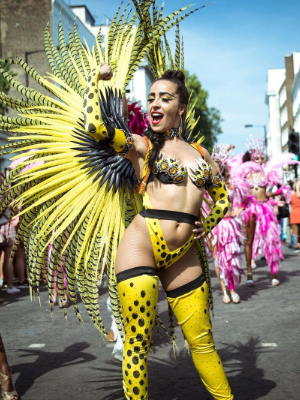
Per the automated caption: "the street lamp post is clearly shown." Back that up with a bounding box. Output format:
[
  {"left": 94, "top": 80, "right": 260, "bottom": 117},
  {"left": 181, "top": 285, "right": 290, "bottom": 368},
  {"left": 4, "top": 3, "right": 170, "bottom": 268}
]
[{"left": 245, "top": 124, "right": 267, "bottom": 149}]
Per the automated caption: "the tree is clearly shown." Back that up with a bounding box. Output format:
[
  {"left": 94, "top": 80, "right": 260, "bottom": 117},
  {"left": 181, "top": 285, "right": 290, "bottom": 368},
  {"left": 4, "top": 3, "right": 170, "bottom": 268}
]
[{"left": 185, "top": 70, "right": 222, "bottom": 153}]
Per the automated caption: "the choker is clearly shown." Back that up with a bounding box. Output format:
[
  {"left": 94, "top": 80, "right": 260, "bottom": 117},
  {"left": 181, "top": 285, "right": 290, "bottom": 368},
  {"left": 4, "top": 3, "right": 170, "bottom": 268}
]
[
  {"left": 164, "top": 128, "right": 181, "bottom": 139},
  {"left": 145, "top": 125, "right": 182, "bottom": 139}
]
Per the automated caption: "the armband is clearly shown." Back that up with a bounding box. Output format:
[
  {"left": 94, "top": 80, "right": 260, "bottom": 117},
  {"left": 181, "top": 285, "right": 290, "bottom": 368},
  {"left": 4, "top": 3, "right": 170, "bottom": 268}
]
[{"left": 83, "top": 69, "right": 133, "bottom": 155}]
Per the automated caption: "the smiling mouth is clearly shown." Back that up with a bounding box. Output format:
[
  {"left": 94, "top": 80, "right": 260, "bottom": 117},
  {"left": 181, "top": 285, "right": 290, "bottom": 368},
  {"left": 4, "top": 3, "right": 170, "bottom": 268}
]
[{"left": 151, "top": 112, "right": 164, "bottom": 125}]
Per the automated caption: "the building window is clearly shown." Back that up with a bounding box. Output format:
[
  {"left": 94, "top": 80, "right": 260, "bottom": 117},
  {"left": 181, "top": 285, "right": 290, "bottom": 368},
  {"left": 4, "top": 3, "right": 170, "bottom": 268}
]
[
  {"left": 280, "top": 107, "right": 288, "bottom": 128},
  {"left": 279, "top": 86, "right": 287, "bottom": 108},
  {"left": 281, "top": 127, "right": 288, "bottom": 147}
]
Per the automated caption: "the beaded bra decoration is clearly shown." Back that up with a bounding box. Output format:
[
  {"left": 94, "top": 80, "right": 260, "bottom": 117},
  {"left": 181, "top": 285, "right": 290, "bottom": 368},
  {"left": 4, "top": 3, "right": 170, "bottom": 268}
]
[{"left": 154, "top": 153, "right": 222, "bottom": 189}]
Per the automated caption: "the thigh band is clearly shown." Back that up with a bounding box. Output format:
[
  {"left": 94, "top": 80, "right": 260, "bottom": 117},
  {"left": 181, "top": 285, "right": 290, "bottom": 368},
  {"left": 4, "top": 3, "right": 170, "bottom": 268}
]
[
  {"left": 140, "top": 208, "right": 198, "bottom": 225},
  {"left": 116, "top": 266, "right": 157, "bottom": 283},
  {"left": 166, "top": 274, "right": 205, "bottom": 298}
]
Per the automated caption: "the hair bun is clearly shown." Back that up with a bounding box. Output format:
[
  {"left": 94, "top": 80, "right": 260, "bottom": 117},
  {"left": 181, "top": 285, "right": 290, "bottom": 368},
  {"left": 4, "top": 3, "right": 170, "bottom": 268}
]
[{"left": 161, "top": 70, "right": 185, "bottom": 84}]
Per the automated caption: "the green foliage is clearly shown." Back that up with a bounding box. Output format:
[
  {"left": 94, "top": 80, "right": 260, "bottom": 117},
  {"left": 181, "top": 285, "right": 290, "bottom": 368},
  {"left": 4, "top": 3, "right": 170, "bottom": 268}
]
[
  {"left": 0, "top": 60, "right": 13, "bottom": 115},
  {"left": 185, "top": 69, "right": 222, "bottom": 152}
]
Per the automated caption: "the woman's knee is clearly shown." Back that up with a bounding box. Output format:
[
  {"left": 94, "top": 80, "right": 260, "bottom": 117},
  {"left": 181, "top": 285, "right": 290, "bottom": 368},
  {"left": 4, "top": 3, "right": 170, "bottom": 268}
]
[
  {"left": 186, "top": 328, "right": 216, "bottom": 355},
  {"left": 245, "top": 235, "right": 254, "bottom": 246}
]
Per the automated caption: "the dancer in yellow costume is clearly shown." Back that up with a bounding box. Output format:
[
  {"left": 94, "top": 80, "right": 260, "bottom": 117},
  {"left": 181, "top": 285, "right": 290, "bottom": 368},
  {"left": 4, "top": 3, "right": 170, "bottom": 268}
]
[{"left": 0, "top": 1, "right": 233, "bottom": 399}]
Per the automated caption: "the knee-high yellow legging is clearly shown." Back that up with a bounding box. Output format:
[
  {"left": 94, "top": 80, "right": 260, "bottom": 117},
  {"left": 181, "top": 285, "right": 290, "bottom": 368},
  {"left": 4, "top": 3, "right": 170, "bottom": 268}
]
[
  {"left": 168, "top": 280, "right": 233, "bottom": 400},
  {"left": 118, "top": 274, "right": 233, "bottom": 400},
  {"left": 118, "top": 273, "right": 159, "bottom": 399}
]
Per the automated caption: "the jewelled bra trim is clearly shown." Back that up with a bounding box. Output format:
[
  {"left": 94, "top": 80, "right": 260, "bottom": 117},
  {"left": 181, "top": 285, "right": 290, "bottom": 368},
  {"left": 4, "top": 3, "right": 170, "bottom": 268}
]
[
  {"left": 154, "top": 154, "right": 186, "bottom": 183},
  {"left": 154, "top": 153, "right": 222, "bottom": 189}
]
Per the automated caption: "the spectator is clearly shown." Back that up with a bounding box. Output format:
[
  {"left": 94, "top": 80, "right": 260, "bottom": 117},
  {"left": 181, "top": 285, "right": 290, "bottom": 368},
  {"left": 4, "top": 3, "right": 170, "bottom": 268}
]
[{"left": 290, "top": 180, "right": 300, "bottom": 253}]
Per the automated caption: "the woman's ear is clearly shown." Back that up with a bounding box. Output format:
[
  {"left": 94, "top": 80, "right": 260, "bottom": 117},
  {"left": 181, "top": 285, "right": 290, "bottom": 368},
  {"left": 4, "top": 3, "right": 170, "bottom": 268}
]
[{"left": 179, "top": 104, "right": 187, "bottom": 116}]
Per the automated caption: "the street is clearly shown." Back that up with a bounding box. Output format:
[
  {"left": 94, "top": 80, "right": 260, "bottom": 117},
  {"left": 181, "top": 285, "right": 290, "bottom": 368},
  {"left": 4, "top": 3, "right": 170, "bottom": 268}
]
[{"left": 1, "top": 246, "right": 299, "bottom": 400}]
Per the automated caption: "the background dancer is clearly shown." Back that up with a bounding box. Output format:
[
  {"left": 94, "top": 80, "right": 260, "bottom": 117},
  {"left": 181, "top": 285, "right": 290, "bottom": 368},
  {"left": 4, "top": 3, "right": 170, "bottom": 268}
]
[
  {"left": 211, "top": 144, "right": 249, "bottom": 304},
  {"left": 234, "top": 136, "right": 294, "bottom": 286}
]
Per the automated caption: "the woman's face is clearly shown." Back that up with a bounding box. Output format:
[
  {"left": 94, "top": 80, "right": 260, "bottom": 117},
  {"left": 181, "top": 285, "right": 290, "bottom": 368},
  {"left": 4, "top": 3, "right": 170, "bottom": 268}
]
[
  {"left": 252, "top": 153, "right": 264, "bottom": 165},
  {"left": 147, "top": 80, "right": 186, "bottom": 133}
]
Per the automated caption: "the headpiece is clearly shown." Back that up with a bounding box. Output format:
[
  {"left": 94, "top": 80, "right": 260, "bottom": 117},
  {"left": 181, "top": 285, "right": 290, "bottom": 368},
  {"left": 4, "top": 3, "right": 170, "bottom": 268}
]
[
  {"left": 211, "top": 143, "right": 233, "bottom": 173},
  {"left": 245, "top": 135, "right": 265, "bottom": 161}
]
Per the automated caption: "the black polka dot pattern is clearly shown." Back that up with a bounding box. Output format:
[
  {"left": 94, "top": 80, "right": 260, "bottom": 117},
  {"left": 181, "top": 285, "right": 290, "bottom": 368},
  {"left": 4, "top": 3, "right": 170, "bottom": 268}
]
[
  {"left": 145, "top": 217, "right": 196, "bottom": 270},
  {"left": 118, "top": 273, "right": 159, "bottom": 399},
  {"left": 167, "top": 280, "right": 232, "bottom": 397}
]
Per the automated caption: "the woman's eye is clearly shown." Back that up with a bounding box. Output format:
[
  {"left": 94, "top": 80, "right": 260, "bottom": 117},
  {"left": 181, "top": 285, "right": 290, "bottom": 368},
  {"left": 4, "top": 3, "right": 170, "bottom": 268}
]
[
  {"left": 147, "top": 98, "right": 155, "bottom": 103},
  {"left": 162, "top": 98, "right": 170, "bottom": 102}
]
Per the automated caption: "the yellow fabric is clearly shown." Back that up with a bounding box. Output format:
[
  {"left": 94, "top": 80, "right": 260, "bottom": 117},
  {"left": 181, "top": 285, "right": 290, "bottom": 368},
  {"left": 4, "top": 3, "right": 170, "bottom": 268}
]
[
  {"left": 118, "top": 273, "right": 159, "bottom": 400},
  {"left": 203, "top": 179, "right": 230, "bottom": 235},
  {"left": 167, "top": 281, "right": 234, "bottom": 400},
  {"left": 142, "top": 192, "right": 194, "bottom": 270}
]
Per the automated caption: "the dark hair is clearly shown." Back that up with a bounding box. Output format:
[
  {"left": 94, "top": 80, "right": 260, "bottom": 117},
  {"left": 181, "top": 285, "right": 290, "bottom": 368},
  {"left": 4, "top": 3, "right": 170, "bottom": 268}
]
[
  {"left": 242, "top": 151, "right": 251, "bottom": 163},
  {"left": 144, "top": 70, "right": 189, "bottom": 172}
]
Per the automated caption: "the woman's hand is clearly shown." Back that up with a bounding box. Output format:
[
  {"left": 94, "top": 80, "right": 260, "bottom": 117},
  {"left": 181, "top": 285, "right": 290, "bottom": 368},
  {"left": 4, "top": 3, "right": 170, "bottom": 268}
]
[
  {"left": 193, "top": 220, "right": 206, "bottom": 240},
  {"left": 10, "top": 215, "right": 19, "bottom": 227},
  {"left": 98, "top": 63, "right": 113, "bottom": 81},
  {"left": 230, "top": 207, "right": 243, "bottom": 218}
]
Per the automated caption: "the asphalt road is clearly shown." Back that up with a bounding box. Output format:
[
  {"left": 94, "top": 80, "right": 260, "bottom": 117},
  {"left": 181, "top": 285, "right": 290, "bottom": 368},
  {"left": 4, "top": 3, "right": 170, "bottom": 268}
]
[{"left": 1, "top": 246, "right": 299, "bottom": 400}]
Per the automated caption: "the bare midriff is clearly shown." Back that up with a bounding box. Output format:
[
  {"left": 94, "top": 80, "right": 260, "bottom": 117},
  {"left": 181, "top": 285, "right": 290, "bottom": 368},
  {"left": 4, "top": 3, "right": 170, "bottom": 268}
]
[{"left": 145, "top": 175, "right": 204, "bottom": 250}]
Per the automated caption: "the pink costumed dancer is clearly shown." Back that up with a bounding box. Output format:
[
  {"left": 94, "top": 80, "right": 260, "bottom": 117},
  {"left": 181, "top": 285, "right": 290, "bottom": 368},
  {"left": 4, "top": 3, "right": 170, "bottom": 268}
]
[
  {"left": 211, "top": 144, "right": 249, "bottom": 304},
  {"left": 234, "top": 136, "right": 296, "bottom": 287}
]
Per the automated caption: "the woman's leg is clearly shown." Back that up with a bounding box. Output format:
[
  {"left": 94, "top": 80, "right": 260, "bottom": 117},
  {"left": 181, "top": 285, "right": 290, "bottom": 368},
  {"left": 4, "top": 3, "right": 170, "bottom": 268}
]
[
  {"left": 244, "top": 215, "right": 256, "bottom": 284},
  {"left": 158, "top": 246, "right": 233, "bottom": 399},
  {"left": 291, "top": 224, "right": 299, "bottom": 250},
  {"left": 14, "top": 242, "right": 26, "bottom": 285},
  {"left": 0, "top": 249, "right": 4, "bottom": 286},
  {"left": 212, "top": 246, "right": 230, "bottom": 303},
  {"left": 3, "top": 246, "right": 14, "bottom": 289},
  {"left": 115, "top": 215, "right": 158, "bottom": 399},
  {"left": 167, "top": 278, "right": 233, "bottom": 400},
  {"left": 117, "top": 268, "right": 159, "bottom": 400},
  {"left": 0, "top": 334, "right": 18, "bottom": 398}
]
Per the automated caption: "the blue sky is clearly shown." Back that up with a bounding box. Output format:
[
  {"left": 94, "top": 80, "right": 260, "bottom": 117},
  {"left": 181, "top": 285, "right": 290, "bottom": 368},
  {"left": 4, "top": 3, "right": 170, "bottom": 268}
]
[{"left": 69, "top": 0, "right": 300, "bottom": 153}]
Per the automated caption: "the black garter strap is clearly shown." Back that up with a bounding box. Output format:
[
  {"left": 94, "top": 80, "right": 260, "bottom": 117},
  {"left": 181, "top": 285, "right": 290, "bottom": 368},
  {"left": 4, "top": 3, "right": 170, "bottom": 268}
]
[
  {"left": 166, "top": 274, "right": 205, "bottom": 298},
  {"left": 116, "top": 266, "right": 157, "bottom": 283},
  {"left": 140, "top": 208, "right": 198, "bottom": 225}
]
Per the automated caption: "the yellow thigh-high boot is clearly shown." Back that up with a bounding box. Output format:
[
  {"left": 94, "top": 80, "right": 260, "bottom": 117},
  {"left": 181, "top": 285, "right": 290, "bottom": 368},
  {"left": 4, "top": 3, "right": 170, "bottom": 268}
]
[
  {"left": 117, "top": 267, "right": 159, "bottom": 400},
  {"left": 167, "top": 275, "right": 234, "bottom": 400}
]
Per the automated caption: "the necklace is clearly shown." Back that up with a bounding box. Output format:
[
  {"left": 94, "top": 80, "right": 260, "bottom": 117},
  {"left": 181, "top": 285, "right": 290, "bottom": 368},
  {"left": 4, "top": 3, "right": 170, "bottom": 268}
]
[{"left": 164, "top": 127, "right": 182, "bottom": 139}]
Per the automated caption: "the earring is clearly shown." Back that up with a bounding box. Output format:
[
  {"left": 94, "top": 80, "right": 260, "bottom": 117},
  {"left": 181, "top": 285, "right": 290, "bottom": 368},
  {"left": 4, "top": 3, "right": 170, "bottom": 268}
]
[{"left": 179, "top": 115, "right": 183, "bottom": 135}]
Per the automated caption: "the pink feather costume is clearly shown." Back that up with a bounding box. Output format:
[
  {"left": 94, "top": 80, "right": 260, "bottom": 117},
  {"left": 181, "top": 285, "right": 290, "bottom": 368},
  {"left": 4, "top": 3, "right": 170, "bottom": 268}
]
[
  {"left": 232, "top": 155, "right": 295, "bottom": 275},
  {"left": 212, "top": 177, "right": 249, "bottom": 290}
]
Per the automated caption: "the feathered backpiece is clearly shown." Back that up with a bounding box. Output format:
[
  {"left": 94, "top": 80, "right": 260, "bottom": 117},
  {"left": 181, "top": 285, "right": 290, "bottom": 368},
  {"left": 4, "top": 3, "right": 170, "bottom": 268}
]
[
  {"left": 0, "top": 1, "right": 204, "bottom": 337},
  {"left": 211, "top": 143, "right": 234, "bottom": 173},
  {"left": 245, "top": 135, "right": 265, "bottom": 160}
]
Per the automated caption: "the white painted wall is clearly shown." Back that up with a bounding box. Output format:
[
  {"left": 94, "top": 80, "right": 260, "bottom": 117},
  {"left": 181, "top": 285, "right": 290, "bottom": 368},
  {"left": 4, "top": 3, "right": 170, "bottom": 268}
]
[
  {"left": 292, "top": 58, "right": 300, "bottom": 135},
  {"left": 52, "top": 0, "right": 97, "bottom": 48},
  {"left": 265, "top": 68, "right": 286, "bottom": 156}
]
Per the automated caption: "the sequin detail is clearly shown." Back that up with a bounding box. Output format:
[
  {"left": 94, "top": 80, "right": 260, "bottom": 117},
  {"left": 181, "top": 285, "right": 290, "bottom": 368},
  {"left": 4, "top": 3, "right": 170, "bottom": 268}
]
[{"left": 154, "top": 153, "right": 221, "bottom": 189}]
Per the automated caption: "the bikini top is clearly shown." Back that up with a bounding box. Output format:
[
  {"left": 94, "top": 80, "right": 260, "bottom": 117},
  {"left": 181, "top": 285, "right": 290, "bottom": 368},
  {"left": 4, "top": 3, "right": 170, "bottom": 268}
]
[
  {"left": 139, "top": 137, "right": 222, "bottom": 194},
  {"left": 246, "top": 173, "right": 267, "bottom": 189}
]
